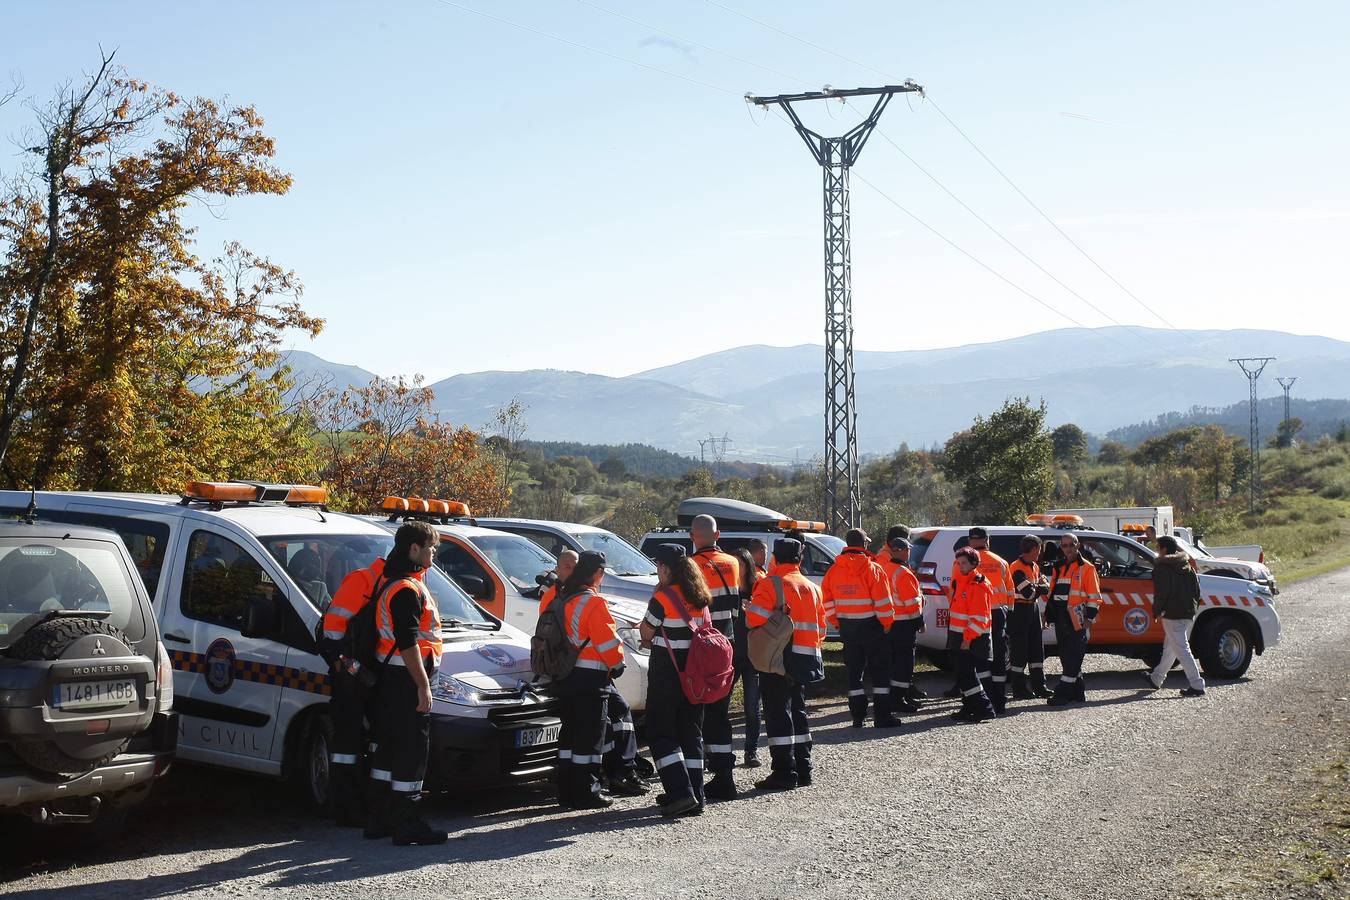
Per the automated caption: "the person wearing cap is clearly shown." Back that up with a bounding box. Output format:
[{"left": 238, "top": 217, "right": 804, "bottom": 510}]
[
  {"left": 1046, "top": 532, "right": 1102, "bottom": 707},
  {"left": 1008, "top": 535, "right": 1053, "bottom": 700},
  {"left": 688, "top": 514, "right": 743, "bottom": 800},
  {"left": 878, "top": 524, "right": 926, "bottom": 703},
  {"left": 639, "top": 543, "right": 715, "bottom": 817},
  {"left": 951, "top": 528, "right": 1014, "bottom": 713},
  {"left": 553, "top": 550, "right": 626, "bottom": 809},
  {"left": 747, "top": 538, "right": 826, "bottom": 791},
  {"left": 884, "top": 536, "right": 925, "bottom": 713},
  {"left": 822, "top": 528, "right": 899, "bottom": 728}
]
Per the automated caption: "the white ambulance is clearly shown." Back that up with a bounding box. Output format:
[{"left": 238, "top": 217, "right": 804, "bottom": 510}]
[{"left": 0, "top": 483, "right": 561, "bottom": 810}]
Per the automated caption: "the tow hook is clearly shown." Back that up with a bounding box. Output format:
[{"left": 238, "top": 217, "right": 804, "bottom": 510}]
[{"left": 30, "top": 794, "right": 102, "bottom": 825}]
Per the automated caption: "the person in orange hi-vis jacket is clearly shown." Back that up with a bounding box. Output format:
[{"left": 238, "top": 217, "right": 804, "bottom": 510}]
[
  {"left": 1007, "top": 534, "right": 1053, "bottom": 700},
  {"left": 1046, "top": 532, "right": 1102, "bottom": 707},
  {"left": 883, "top": 536, "right": 925, "bottom": 714},
  {"left": 746, "top": 538, "right": 826, "bottom": 791},
  {"left": 822, "top": 528, "right": 899, "bottom": 728},
  {"left": 955, "top": 528, "right": 1014, "bottom": 713},
  {"left": 948, "top": 547, "right": 997, "bottom": 723}
]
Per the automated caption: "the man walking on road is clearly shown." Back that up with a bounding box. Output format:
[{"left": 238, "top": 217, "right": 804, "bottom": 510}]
[{"left": 1148, "top": 535, "right": 1206, "bottom": 696}]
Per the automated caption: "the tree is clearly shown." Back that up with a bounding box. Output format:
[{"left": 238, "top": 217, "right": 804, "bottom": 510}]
[
  {"left": 1097, "top": 441, "right": 1129, "bottom": 465},
  {"left": 310, "top": 377, "right": 505, "bottom": 514},
  {"left": 1270, "top": 417, "right": 1303, "bottom": 449},
  {"left": 487, "top": 397, "right": 527, "bottom": 503},
  {"left": 940, "top": 398, "right": 1055, "bottom": 523},
  {"left": 1133, "top": 426, "right": 1202, "bottom": 468},
  {"left": 1050, "top": 423, "right": 1088, "bottom": 467},
  {"left": 1190, "top": 424, "right": 1239, "bottom": 501},
  {"left": 0, "top": 57, "right": 321, "bottom": 491},
  {"left": 598, "top": 457, "right": 627, "bottom": 481}
]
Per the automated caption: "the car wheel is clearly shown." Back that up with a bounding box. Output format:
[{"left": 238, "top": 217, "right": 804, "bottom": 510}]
[
  {"left": 6, "top": 618, "right": 140, "bottom": 777},
  {"left": 298, "top": 713, "right": 335, "bottom": 810},
  {"left": 1195, "top": 614, "right": 1253, "bottom": 679}
]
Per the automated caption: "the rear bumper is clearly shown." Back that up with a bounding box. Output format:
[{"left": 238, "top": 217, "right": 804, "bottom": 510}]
[{"left": 0, "top": 711, "right": 177, "bottom": 810}]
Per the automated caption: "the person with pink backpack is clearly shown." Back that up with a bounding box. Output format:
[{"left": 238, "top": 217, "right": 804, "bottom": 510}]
[{"left": 637, "top": 543, "right": 734, "bottom": 817}]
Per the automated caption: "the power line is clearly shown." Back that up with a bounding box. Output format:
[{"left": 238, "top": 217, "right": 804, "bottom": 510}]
[
  {"left": 853, "top": 171, "right": 1087, "bottom": 329},
  {"left": 870, "top": 125, "right": 1149, "bottom": 341},
  {"left": 433, "top": 0, "right": 741, "bottom": 96},
  {"left": 702, "top": 1, "right": 1179, "bottom": 331}
]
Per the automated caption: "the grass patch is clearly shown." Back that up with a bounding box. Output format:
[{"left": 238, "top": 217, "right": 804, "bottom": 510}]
[{"left": 1206, "top": 494, "right": 1350, "bottom": 584}]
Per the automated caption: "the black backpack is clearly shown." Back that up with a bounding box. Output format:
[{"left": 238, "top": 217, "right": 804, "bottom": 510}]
[{"left": 531, "top": 589, "right": 590, "bottom": 681}]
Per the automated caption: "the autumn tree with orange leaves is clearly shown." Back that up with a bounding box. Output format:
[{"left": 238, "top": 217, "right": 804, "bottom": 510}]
[
  {"left": 310, "top": 377, "right": 509, "bottom": 516},
  {"left": 0, "top": 53, "right": 322, "bottom": 492}
]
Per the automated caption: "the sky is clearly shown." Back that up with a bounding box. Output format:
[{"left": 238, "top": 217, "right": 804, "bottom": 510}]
[{"left": 4, "top": 1, "right": 1348, "bottom": 382}]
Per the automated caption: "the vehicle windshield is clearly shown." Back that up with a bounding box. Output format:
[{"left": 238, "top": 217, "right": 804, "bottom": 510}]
[
  {"left": 0, "top": 537, "right": 143, "bottom": 650},
  {"left": 263, "top": 534, "right": 493, "bottom": 628},
  {"left": 572, "top": 531, "right": 656, "bottom": 576},
  {"left": 813, "top": 534, "right": 847, "bottom": 556},
  {"left": 467, "top": 534, "right": 557, "bottom": 593},
  {"left": 1170, "top": 537, "right": 1209, "bottom": 560}
]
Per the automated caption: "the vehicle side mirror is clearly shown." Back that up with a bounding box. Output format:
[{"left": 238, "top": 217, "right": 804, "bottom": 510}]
[
  {"left": 453, "top": 574, "right": 491, "bottom": 601},
  {"left": 807, "top": 559, "right": 830, "bottom": 577},
  {"left": 241, "top": 591, "right": 282, "bottom": 639}
]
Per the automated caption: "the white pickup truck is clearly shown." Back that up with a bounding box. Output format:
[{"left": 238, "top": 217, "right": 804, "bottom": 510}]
[
  {"left": 1170, "top": 535, "right": 1278, "bottom": 594},
  {"left": 1173, "top": 527, "right": 1265, "bottom": 564}
]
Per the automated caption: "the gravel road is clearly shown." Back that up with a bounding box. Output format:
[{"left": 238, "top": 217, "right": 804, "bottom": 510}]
[{"left": 4, "top": 567, "right": 1347, "bottom": 899}]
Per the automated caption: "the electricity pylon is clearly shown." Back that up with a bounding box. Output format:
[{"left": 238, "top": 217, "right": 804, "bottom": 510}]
[{"left": 1231, "top": 357, "right": 1276, "bottom": 510}]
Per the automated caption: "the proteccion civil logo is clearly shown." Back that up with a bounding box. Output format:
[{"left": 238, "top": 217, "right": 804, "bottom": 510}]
[
  {"left": 1123, "top": 607, "right": 1151, "bottom": 636},
  {"left": 472, "top": 642, "right": 516, "bottom": 669},
  {"left": 204, "top": 638, "right": 236, "bottom": 694}
]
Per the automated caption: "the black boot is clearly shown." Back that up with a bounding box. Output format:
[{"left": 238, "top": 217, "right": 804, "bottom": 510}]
[
  {"left": 989, "top": 681, "right": 1007, "bottom": 715},
  {"left": 907, "top": 685, "right": 928, "bottom": 702},
  {"left": 704, "top": 773, "right": 737, "bottom": 801},
  {"left": 606, "top": 771, "right": 650, "bottom": 797},
  {"left": 970, "top": 695, "right": 997, "bottom": 723},
  {"left": 949, "top": 696, "right": 974, "bottom": 721},
  {"left": 1074, "top": 679, "right": 1086, "bottom": 702},
  {"left": 1047, "top": 682, "right": 1075, "bottom": 706},
  {"left": 391, "top": 793, "right": 448, "bottom": 846},
  {"left": 1010, "top": 673, "right": 1035, "bottom": 701},
  {"left": 362, "top": 779, "right": 393, "bottom": 840}
]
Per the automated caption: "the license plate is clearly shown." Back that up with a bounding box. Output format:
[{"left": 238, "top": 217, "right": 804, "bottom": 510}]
[
  {"left": 54, "top": 679, "right": 137, "bottom": 710},
  {"left": 936, "top": 609, "right": 949, "bottom": 629},
  {"left": 515, "top": 723, "right": 561, "bottom": 748}
]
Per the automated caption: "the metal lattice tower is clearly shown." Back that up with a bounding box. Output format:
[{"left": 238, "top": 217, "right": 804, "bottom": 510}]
[
  {"left": 1231, "top": 357, "right": 1276, "bottom": 510},
  {"left": 1276, "top": 376, "right": 1298, "bottom": 423},
  {"left": 748, "top": 83, "right": 923, "bottom": 532}
]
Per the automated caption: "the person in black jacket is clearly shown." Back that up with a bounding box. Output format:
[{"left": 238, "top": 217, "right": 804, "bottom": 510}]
[{"left": 1147, "top": 536, "right": 1206, "bottom": 696}]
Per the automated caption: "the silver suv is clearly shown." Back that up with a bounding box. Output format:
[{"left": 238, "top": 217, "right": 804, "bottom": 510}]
[{"left": 0, "top": 519, "right": 177, "bottom": 830}]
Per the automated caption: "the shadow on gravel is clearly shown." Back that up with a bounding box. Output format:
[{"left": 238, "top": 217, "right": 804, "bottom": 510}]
[{"left": 1, "top": 763, "right": 672, "bottom": 896}]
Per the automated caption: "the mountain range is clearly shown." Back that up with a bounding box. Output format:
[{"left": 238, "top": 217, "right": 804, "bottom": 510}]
[{"left": 281, "top": 327, "right": 1350, "bottom": 462}]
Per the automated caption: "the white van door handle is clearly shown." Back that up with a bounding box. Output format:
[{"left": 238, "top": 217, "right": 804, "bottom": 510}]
[{"left": 163, "top": 632, "right": 190, "bottom": 644}]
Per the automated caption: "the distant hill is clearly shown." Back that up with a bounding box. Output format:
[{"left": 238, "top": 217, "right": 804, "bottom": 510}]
[
  {"left": 522, "top": 441, "right": 701, "bottom": 478},
  {"left": 283, "top": 328, "right": 1350, "bottom": 459},
  {"left": 278, "top": 349, "right": 377, "bottom": 394},
  {"left": 1105, "top": 398, "right": 1350, "bottom": 447}
]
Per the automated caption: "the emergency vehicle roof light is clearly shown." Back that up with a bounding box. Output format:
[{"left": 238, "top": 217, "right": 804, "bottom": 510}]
[
  {"left": 283, "top": 485, "right": 328, "bottom": 506},
  {"left": 426, "top": 499, "right": 450, "bottom": 516},
  {"left": 1051, "top": 514, "right": 1084, "bottom": 525},
  {"left": 1026, "top": 514, "right": 1054, "bottom": 525},
  {"left": 405, "top": 497, "right": 429, "bottom": 514},
  {"left": 380, "top": 496, "right": 409, "bottom": 514},
  {"left": 183, "top": 481, "right": 261, "bottom": 503},
  {"left": 446, "top": 501, "right": 471, "bottom": 518},
  {"left": 776, "top": 519, "right": 826, "bottom": 533}
]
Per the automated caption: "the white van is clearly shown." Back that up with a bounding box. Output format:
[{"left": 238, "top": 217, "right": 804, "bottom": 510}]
[
  {"left": 0, "top": 483, "right": 561, "bottom": 809},
  {"left": 361, "top": 503, "right": 650, "bottom": 713},
  {"left": 639, "top": 498, "right": 844, "bottom": 581},
  {"left": 475, "top": 517, "right": 659, "bottom": 605}
]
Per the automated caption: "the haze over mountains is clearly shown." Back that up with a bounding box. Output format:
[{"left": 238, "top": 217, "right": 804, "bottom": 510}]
[{"left": 283, "top": 327, "right": 1350, "bottom": 462}]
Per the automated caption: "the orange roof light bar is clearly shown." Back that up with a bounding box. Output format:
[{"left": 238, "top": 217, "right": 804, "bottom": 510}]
[
  {"left": 284, "top": 485, "right": 328, "bottom": 506},
  {"left": 445, "top": 501, "right": 471, "bottom": 518},
  {"left": 1051, "top": 514, "right": 1084, "bottom": 525},
  {"left": 184, "top": 481, "right": 261, "bottom": 503},
  {"left": 1026, "top": 514, "right": 1054, "bottom": 525},
  {"left": 426, "top": 499, "right": 450, "bottom": 516},
  {"left": 380, "top": 496, "right": 409, "bottom": 513},
  {"left": 405, "top": 497, "right": 429, "bottom": 514},
  {"left": 776, "top": 519, "right": 827, "bottom": 533}
]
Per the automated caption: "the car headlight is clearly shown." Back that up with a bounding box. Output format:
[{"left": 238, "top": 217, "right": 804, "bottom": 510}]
[
  {"left": 432, "top": 672, "right": 485, "bottom": 706},
  {"left": 617, "top": 625, "right": 649, "bottom": 657}
]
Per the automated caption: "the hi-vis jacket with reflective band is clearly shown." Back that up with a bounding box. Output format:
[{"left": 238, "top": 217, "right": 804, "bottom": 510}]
[
  {"left": 563, "top": 589, "right": 624, "bottom": 672},
  {"left": 321, "top": 557, "right": 385, "bottom": 642},
  {"left": 692, "top": 546, "right": 742, "bottom": 637},
  {"left": 888, "top": 562, "right": 922, "bottom": 620},
  {"left": 374, "top": 575, "right": 442, "bottom": 667},
  {"left": 1049, "top": 557, "right": 1102, "bottom": 631},
  {"left": 644, "top": 584, "right": 710, "bottom": 668},
  {"left": 821, "top": 547, "right": 893, "bottom": 629},
  {"left": 949, "top": 570, "right": 993, "bottom": 642},
  {"left": 747, "top": 563, "right": 827, "bottom": 656},
  {"left": 1008, "top": 558, "right": 1043, "bottom": 603},
  {"left": 950, "top": 549, "right": 1013, "bottom": 608},
  {"left": 538, "top": 584, "right": 559, "bottom": 617}
]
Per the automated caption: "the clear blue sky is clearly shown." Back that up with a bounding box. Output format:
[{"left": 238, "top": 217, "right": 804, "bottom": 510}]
[{"left": 5, "top": 1, "right": 1347, "bottom": 382}]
